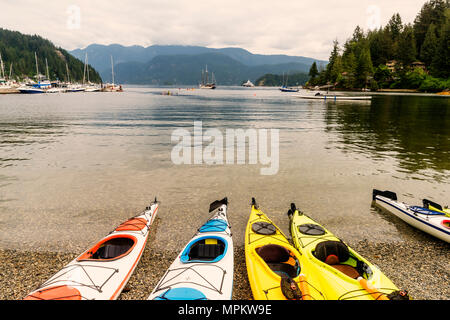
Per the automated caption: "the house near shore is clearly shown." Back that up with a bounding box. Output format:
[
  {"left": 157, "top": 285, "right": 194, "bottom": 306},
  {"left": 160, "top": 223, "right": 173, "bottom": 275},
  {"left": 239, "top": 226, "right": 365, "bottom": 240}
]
[
  {"left": 386, "top": 60, "right": 398, "bottom": 73},
  {"left": 411, "top": 61, "right": 427, "bottom": 72}
]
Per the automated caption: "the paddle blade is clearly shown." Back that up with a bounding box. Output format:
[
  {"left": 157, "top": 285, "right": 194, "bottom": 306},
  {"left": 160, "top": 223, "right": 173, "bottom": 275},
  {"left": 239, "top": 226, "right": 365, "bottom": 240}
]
[{"left": 209, "top": 197, "right": 228, "bottom": 212}]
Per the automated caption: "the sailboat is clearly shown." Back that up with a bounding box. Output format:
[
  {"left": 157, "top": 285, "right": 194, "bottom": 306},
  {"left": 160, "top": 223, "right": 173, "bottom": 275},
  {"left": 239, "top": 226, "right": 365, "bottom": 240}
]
[
  {"left": 18, "top": 53, "right": 51, "bottom": 93},
  {"left": 199, "top": 65, "right": 216, "bottom": 89},
  {"left": 279, "top": 72, "right": 299, "bottom": 92},
  {"left": 83, "top": 53, "right": 100, "bottom": 92},
  {"left": 0, "top": 53, "right": 19, "bottom": 93},
  {"left": 103, "top": 56, "right": 123, "bottom": 92}
]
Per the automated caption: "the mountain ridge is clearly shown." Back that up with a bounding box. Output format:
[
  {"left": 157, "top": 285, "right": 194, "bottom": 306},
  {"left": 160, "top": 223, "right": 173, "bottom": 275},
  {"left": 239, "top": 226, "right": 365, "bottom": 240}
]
[{"left": 70, "top": 44, "right": 326, "bottom": 85}]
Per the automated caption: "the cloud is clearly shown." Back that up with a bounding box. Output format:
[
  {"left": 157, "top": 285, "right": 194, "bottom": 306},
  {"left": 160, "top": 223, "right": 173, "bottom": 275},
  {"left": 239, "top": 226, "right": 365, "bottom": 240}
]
[{"left": 0, "top": 0, "right": 426, "bottom": 60}]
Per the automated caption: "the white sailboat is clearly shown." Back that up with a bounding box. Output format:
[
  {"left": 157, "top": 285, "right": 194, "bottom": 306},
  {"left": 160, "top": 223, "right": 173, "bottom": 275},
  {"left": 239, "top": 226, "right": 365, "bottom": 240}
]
[
  {"left": 83, "top": 53, "right": 100, "bottom": 92},
  {"left": 103, "top": 55, "right": 123, "bottom": 92}
]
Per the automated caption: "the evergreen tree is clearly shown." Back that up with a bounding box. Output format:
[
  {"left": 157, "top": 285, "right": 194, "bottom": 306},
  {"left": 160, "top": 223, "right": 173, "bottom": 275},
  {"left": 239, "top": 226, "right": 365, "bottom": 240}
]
[
  {"left": 355, "top": 45, "right": 373, "bottom": 88},
  {"left": 414, "top": 0, "right": 448, "bottom": 53},
  {"left": 420, "top": 24, "right": 438, "bottom": 66},
  {"left": 397, "top": 25, "right": 417, "bottom": 67},
  {"left": 325, "top": 40, "right": 342, "bottom": 83},
  {"left": 308, "top": 62, "right": 319, "bottom": 80},
  {"left": 387, "top": 13, "right": 404, "bottom": 40},
  {"left": 430, "top": 17, "right": 450, "bottom": 78}
]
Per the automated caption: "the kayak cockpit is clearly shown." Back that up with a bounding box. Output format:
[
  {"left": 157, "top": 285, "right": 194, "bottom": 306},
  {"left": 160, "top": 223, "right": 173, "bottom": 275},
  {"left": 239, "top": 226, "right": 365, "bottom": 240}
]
[
  {"left": 180, "top": 236, "right": 227, "bottom": 263},
  {"left": 77, "top": 235, "right": 137, "bottom": 261},
  {"left": 256, "top": 244, "right": 300, "bottom": 279},
  {"left": 313, "top": 240, "right": 372, "bottom": 280}
]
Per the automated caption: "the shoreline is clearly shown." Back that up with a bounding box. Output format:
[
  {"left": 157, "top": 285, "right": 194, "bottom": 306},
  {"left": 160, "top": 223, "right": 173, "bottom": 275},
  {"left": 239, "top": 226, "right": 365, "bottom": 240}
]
[{"left": 1, "top": 236, "right": 448, "bottom": 300}]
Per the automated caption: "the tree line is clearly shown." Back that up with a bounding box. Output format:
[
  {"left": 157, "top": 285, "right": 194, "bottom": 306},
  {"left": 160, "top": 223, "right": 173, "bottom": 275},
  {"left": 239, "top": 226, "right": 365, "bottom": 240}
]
[
  {"left": 307, "top": 0, "right": 450, "bottom": 92},
  {"left": 0, "top": 28, "right": 102, "bottom": 83}
]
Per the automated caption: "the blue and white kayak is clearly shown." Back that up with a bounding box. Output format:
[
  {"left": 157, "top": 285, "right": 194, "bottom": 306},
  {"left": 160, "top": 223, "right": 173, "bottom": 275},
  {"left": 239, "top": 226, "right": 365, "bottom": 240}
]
[
  {"left": 148, "top": 197, "right": 233, "bottom": 300},
  {"left": 373, "top": 190, "right": 450, "bottom": 243}
]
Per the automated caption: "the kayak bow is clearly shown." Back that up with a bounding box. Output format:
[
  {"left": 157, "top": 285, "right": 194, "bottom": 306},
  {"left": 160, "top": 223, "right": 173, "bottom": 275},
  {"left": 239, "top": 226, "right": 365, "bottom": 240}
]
[
  {"left": 287, "top": 202, "right": 408, "bottom": 300},
  {"left": 245, "top": 198, "right": 325, "bottom": 300},
  {"left": 24, "top": 199, "right": 159, "bottom": 300},
  {"left": 148, "top": 197, "right": 233, "bottom": 300}
]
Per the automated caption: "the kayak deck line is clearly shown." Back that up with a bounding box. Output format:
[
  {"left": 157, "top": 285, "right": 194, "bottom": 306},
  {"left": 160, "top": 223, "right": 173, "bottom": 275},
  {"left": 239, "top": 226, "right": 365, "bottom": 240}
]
[
  {"left": 245, "top": 199, "right": 326, "bottom": 300},
  {"left": 25, "top": 264, "right": 120, "bottom": 300},
  {"left": 148, "top": 198, "right": 233, "bottom": 300},
  {"left": 24, "top": 200, "right": 159, "bottom": 300},
  {"left": 150, "top": 263, "right": 227, "bottom": 297},
  {"left": 287, "top": 203, "right": 408, "bottom": 300}
]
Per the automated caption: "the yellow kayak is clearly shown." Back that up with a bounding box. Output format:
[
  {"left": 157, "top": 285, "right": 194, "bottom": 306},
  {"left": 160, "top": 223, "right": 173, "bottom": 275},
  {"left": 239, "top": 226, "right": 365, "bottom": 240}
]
[
  {"left": 245, "top": 198, "right": 326, "bottom": 300},
  {"left": 287, "top": 203, "right": 410, "bottom": 300}
]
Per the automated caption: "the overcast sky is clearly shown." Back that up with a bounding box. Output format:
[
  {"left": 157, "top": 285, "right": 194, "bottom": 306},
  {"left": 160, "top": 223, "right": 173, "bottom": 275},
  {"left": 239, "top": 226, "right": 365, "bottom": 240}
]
[{"left": 1, "top": 0, "right": 427, "bottom": 60}]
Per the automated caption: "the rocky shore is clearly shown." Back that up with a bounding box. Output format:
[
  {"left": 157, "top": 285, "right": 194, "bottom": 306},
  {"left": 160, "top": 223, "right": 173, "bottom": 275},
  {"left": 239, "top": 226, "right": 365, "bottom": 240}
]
[
  {"left": 1, "top": 214, "right": 448, "bottom": 300},
  {"left": 1, "top": 240, "right": 448, "bottom": 300}
]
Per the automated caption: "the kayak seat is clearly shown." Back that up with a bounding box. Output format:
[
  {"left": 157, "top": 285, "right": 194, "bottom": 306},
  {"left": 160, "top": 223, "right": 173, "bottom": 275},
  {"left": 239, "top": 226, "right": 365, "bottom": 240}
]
[
  {"left": 189, "top": 241, "right": 225, "bottom": 261},
  {"left": 256, "top": 244, "right": 299, "bottom": 278},
  {"left": 91, "top": 237, "right": 135, "bottom": 260},
  {"left": 314, "top": 240, "right": 360, "bottom": 279}
]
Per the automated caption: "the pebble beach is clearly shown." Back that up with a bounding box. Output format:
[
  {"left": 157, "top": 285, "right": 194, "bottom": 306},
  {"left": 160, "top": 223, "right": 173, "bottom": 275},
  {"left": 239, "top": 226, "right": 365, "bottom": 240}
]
[{"left": 1, "top": 218, "right": 448, "bottom": 300}]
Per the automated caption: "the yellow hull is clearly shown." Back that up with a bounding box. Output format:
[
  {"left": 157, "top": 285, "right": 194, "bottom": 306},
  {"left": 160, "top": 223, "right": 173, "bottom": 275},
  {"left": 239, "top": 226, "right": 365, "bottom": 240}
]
[
  {"left": 244, "top": 200, "right": 326, "bottom": 300},
  {"left": 288, "top": 207, "right": 407, "bottom": 300}
]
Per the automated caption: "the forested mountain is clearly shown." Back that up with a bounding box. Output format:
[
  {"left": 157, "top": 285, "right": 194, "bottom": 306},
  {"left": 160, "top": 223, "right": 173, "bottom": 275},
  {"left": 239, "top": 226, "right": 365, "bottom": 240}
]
[
  {"left": 102, "top": 52, "right": 316, "bottom": 85},
  {"left": 0, "top": 28, "right": 101, "bottom": 82},
  {"left": 308, "top": 0, "right": 449, "bottom": 92},
  {"left": 70, "top": 44, "right": 325, "bottom": 85}
]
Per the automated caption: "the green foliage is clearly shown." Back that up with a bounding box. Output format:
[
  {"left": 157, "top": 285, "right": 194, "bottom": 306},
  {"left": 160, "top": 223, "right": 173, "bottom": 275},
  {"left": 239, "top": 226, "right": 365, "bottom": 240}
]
[
  {"left": 0, "top": 28, "right": 102, "bottom": 82},
  {"left": 314, "top": 0, "right": 449, "bottom": 90}
]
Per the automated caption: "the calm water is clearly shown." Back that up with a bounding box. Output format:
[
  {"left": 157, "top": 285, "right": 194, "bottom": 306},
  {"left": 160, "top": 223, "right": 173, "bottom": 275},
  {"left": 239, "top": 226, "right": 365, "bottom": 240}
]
[{"left": 0, "top": 87, "right": 449, "bottom": 252}]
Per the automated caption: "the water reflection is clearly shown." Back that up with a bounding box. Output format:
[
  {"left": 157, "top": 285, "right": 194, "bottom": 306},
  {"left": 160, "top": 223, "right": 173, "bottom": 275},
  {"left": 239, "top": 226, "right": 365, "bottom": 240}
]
[{"left": 324, "top": 95, "right": 450, "bottom": 179}]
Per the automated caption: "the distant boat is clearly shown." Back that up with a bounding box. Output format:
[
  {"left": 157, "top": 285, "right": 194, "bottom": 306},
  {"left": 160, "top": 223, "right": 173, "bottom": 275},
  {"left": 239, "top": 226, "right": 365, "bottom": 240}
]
[
  {"left": 18, "top": 52, "right": 51, "bottom": 94},
  {"left": 242, "top": 80, "right": 254, "bottom": 87},
  {"left": 279, "top": 71, "right": 299, "bottom": 92},
  {"left": 83, "top": 53, "right": 101, "bottom": 92},
  {"left": 199, "top": 65, "right": 216, "bottom": 89},
  {"left": 280, "top": 87, "right": 299, "bottom": 92},
  {"left": 295, "top": 93, "right": 372, "bottom": 101},
  {"left": 102, "top": 55, "right": 123, "bottom": 92}
]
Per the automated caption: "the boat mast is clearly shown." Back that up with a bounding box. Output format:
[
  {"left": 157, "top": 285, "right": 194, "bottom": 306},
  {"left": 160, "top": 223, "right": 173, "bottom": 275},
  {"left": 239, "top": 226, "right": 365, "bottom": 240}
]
[
  {"left": 0, "top": 53, "right": 4, "bottom": 79},
  {"left": 83, "top": 52, "right": 87, "bottom": 85},
  {"left": 86, "top": 53, "right": 90, "bottom": 83},
  {"left": 66, "top": 62, "right": 70, "bottom": 83},
  {"left": 111, "top": 55, "right": 115, "bottom": 86},
  {"left": 35, "top": 52, "right": 39, "bottom": 82},
  {"left": 45, "top": 58, "right": 50, "bottom": 81}
]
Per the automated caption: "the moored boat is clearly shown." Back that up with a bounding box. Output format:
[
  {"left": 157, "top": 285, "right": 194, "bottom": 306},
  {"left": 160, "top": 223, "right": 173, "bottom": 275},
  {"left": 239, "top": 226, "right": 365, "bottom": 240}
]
[{"left": 295, "top": 93, "right": 372, "bottom": 100}]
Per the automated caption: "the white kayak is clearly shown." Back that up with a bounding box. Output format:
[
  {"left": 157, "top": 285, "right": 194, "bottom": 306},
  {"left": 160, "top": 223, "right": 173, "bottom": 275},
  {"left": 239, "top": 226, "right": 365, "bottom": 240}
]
[
  {"left": 372, "top": 190, "right": 450, "bottom": 243},
  {"left": 296, "top": 94, "right": 372, "bottom": 101},
  {"left": 24, "top": 199, "right": 159, "bottom": 300},
  {"left": 148, "top": 197, "right": 233, "bottom": 300}
]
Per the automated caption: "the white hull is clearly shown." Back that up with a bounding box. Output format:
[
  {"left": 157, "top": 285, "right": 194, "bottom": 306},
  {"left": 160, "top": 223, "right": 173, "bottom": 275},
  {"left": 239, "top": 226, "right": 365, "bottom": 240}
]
[
  {"left": 374, "top": 195, "right": 450, "bottom": 243},
  {"left": 25, "top": 201, "right": 159, "bottom": 300},
  {"left": 148, "top": 198, "right": 233, "bottom": 300},
  {"left": 296, "top": 94, "right": 372, "bottom": 101}
]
